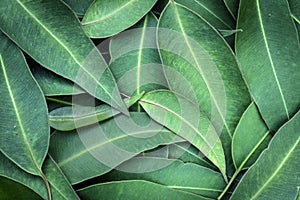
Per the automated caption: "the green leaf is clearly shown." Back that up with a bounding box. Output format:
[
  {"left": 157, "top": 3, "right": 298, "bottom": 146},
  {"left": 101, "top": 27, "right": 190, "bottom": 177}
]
[
  {"left": 101, "top": 157, "right": 226, "bottom": 199},
  {"left": 77, "top": 180, "right": 207, "bottom": 200},
  {"left": 62, "top": 0, "right": 94, "bottom": 16},
  {"left": 49, "top": 112, "right": 180, "bottom": 184},
  {"left": 49, "top": 93, "right": 144, "bottom": 131},
  {"left": 29, "top": 60, "right": 84, "bottom": 96},
  {"left": 230, "top": 110, "right": 300, "bottom": 200},
  {"left": 0, "top": 32, "right": 49, "bottom": 176},
  {"left": 232, "top": 102, "right": 271, "bottom": 170},
  {"left": 223, "top": 0, "right": 239, "bottom": 20},
  {"left": 139, "top": 90, "right": 226, "bottom": 178},
  {"left": 289, "top": 0, "right": 300, "bottom": 22},
  {"left": 0, "top": 0, "right": 127, "bottom": 114},
  {"left": 109, "top": 13, "right": 168, "bottom": 99},
  {"left": 0, "top": 176, "right": 42, "bottom": 200},
  {"left": 175, "top": 0, "right": 235, "bottom": 30},
  {"left": 236, "top": 0, "right": 300, "bottom": 131},
  {"left": 0, "top": 153, "right": 80, "bottom": 200},
  {"left": 82, "top": 0, "right": 158, "bottom": 38}
]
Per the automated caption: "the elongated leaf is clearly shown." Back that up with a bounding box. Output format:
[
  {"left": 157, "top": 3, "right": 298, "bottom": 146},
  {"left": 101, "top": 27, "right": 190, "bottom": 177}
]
[
  {"left": 77, "top": 180, "right": 206, "bottom": 200},
  {"left": 223, "top": 0, "right": 239, "bottom": 20},
  {"left": 230, "top": 110, "right": 300, "bottom": 200},
  {"left": 236, "top": 0, "right": 300, "bottom": 131},
  {"left": 0, "top": 153, "right": 79, "bottom": 200},
  {"left": 101, "top": 157, "right": 226, "bottom": 199},
  {"left": 62, "top": 0, "right": 94, "bottom": 16},
  {"left": 49, "top": 112, "right": 180, "bottom": 184},
  {"left": 140, "top": 90, "right": 226, "bottom": 178},
  {"left": 110, "top": 13, "right": 168, "bottom": 100},
  {"left": 0, "top": 0, "right": 127, "bottom": 114},
  {"left": 232, "top": 102, "right": 271, "bottom": 170},
  {"left": 0, "top": 32, "right": 49, "bottom": 176},
  {"left": 0, "top": 176, "right": 42, "bottom": 200},
  {"left": 158, "top": 2, "right": 250, "bottom": 176},
  {"left": 175, "top": 0, "right": 235, "bottom": 30},
  {"left": 29, "top": 60, "right": 84, "bottom": 96},
  {"left": 82, "top": 0, "right": 158, "bottom": 38},
  {"left": 49, "top": 93, "right": 144, "bottom": 131}
]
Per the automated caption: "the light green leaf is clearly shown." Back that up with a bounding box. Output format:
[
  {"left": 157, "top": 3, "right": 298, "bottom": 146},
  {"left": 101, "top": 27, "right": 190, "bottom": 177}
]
[
  {"left": 49, "top": 112, "right": 180, "bottom": 184},
  {"left": 29, "top": 60, "right": 84, "bottom": 96},
  {"left": 110, "top": 12, "right": 168, "bottom": 102},
  {"left": 0, "top": 0, "right": 127, "bottom": 114},
  {"left": 62, "top": 0, "right": 94, "bottom": 16},
  {"left": 230, "top": 110, "right": 300, "bottom": 200},
  {"left": 101, "top": 157, "right": 226, "bottom": 199},
  {"left": 232, "top": 102, "right": 271, "bottom": 170},
  {"left": 236, "top": 0, "right": 300, "bottom": 131},
  {"left": 223, "top": 0, "right": 239, "bottom": 20},
  {"left": 49, "top": 93, "right": 144, "bottom": 131},
  {"left": 158, "top": 2, "right": 250, "bottom": 176},
  {"left": 175, "top": 0, "right": 235, "bottom": 30},
  {"left": 0, "top": 153, "right": 80, "bottom": 200},
  {"left": 77, "top": 180, "right": 208, "bottom": 200},
  {"left": 0, "top": 32, "right": 49, "bottom": 176},
  {"left": 140, "top": 90, "right": 226, "bottom": 178},
  {"left": 82, "top": 0, "right": 158, "bottom": 38}
]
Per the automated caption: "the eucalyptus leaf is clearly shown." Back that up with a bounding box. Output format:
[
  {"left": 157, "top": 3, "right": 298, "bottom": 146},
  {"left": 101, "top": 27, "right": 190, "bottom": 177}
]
[
  {"left": 0, "top": 153, "right": 80, "bottom": 200},
  {"left": 77, "top": 180, "right": 206, "bottom": 200},
  {"left": 82, "top": 0, "right": 158, "bottom": 38},
  {"left": 223, "top": 0, "right": 239, "bottom": 20},
  {"left": 49, "top": 112, "right": 181, "bottom": 184},
  {"left": 236, "top": 0, "right": 300, "bottom": 131},
  {"left": 62, "top": 0, "right": 94, "bottom": 16},
  {"left": 230, "top": 110, "right": 300, "bottom": 200},
  {"left": 101, "top": 157, "right": 226, "bottom": 199},
  {"left": 140, "top": 90, "right": 226, "bottom": 178},
  {"left": 0, "top": 33, "right": 49, "bottom": 177},
  {"left": 0, "top": 0, "right": 127, "bottom": 114}
]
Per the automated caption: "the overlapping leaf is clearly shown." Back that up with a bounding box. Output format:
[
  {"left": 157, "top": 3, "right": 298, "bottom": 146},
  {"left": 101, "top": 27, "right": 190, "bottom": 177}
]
[
  {"left": 62, "top": 0, "right": 94, "bottom": 16},
  {"left": 236, "top": 0, "right": 300, "bottom": 131},
  {"left": 82, "top": 0, "right": 158, "bottom": 38},
  {"left": 223, "top": 0, "right": 239, "bottom": 19},
  {"left": 0, "top": 0, "right": 127, "bottom": 114}
]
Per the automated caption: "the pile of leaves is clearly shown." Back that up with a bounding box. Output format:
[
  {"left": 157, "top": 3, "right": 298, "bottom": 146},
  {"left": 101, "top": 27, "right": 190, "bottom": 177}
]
[{"left": 0, "top": 0, "right": 299, "bottom": 199}]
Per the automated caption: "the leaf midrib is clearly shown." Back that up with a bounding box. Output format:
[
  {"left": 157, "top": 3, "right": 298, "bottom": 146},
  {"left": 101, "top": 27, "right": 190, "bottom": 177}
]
[{"left": 256, "top": 0, "right": 289, "bottom": 119}]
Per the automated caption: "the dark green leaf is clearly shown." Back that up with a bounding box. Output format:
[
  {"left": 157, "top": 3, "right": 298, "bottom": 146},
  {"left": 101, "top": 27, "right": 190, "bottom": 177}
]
[
  {"left": 223, "top": 0, "right": 239, "bottom": 20},
  {"left": 62, "top": 0, "right": 94, "bottom": 16},
  {"left": 82, "top": 0, "right": 158, "bottom": 38},
  {"left": 236, "top": 0, "right": 300, "bottom": 131},
  {"left": 0, "top": 0, "right": 127, "bottom": 114}
]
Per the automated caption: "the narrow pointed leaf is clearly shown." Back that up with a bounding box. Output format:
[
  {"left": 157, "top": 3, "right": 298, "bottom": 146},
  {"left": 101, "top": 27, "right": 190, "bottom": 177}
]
[
  {"left": 77, "top": 180, "right": 206, "bottom": 200},
  {"left": 223, "top": 0, "right": 239, "bottom": 20},
  {"left": 0, "top": 0, "right": 127, "bottom": 114},
  {"left": 0, "top": 153, "right": 80, "bottom": 200},
  {"left": 232, "top": 102, "right": 271, "bottom": 170},
  {"left": 110, "top": 13, "right": 168, "bottom": 98},
  {"left": 101, "top": 157, "right": 226, "bottom": 199},
  {"left": 175, "top": 0, "right": 235, "bottom": 30},
  {"left": 62, "top": 0, "right": 94, "bottom": 16},
  {"left": 49, "top": 112, "right": 180, "bottom": 184},
  {"left": 236, "top": 0, "right": 300, "bottom": 131},
  {"left": 140, "top": 90, "right": 226, "bottom": 177},
  {"left": 49, "top": 94, "right": 144, "bottom": 131},
  {"left": 0, "top": 32, "right": 49, "bottom": 176},
  {"left": 230, "top": 110, "right": 300, "bottom": 200},
  {"left": 82, "top": 0, "right": 158, "bottom": 38}
]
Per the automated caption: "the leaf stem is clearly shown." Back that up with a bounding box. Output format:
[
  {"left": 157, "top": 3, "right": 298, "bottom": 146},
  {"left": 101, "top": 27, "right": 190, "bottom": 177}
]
[
  {"left": 40, "top": 171, "right": 52, "bottom": 200},
  {"left": 218, "top": 169, "right": 240, "bottom": 199}
]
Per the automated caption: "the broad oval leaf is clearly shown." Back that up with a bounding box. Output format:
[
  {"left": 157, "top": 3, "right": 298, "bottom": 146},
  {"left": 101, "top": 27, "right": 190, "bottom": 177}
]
[
  {"left": 49, "top": 112, "right": 181, "bottom": 184},
  {"left": 0, "top": 0, "right": 127, "bottom": 114},
  {"left": 0, "top": 153, "right": 80, "bottom": 200},
  {"left": 232, "top": 102, "right": 271, "bottom": 170},
  {"left": 77, "top": 180, "right": 206, "bottom": 200},
  {"left": 0, "top": 32, "right": 49, "bottom": 176},
  {"left": 62, "top": 0, "right": 94, "bottom": 16},
  {"left": 82, "top": 0, "right": 158, "bottom": 38},
  {"left": 109, "top": 12, "right": 168, "bottom": 100},
  {"left": 230, "top": 110, "right": 300, "bottom": 200},
  {"left": 236, "top": 0, "right": 300, "bottom": 131},
  {"left": 139, "top": 90, "right": 226, "bottom": 178},
  {"left": 101, "top": 157, "right": 226, "bottom": 199}
]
